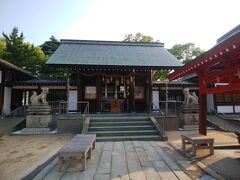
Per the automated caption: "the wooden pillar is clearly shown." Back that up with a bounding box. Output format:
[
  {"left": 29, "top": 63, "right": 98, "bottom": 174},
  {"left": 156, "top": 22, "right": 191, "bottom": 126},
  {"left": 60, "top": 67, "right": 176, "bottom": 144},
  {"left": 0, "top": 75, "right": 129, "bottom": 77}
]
[
  {"left": 148, "top": 72, "right": 153, "bottom": 113},
  {"left": 199, "top": 74, "right": 207, "bottom": 135},
  {"left": 77, "top": 72, "right": 83, "bottom": 101},
  {"left": 199, "top": 93, "right": 207, "bottom": 135},
  {"left": 130, "top": 73, "right": 135, "bottom": 113},
  {"left": 96, "top": 76, "right": 101, "bottom": 113}
]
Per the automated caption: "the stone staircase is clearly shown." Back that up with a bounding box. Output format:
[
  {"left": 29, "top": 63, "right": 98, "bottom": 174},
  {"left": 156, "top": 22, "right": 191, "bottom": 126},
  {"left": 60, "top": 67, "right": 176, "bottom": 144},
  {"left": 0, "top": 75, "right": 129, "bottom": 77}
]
[{"left": 88, "top": 116, "right": 162, "bottom": 141}]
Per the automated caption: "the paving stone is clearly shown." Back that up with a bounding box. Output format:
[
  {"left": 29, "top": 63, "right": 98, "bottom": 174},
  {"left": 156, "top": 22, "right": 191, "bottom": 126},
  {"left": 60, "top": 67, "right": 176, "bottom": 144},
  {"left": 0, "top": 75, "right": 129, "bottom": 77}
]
[
  {"left": 126, "top": 151, "right": 146, "bottom": 180},
  {"left": 103, "top": 142, "right": 113, "bottom": 151},
  {"left": 111, "top": 155, "right": 129, "bottom": 180},
  {"left": 96, "top": 150, "right": 112, "bottom": 174},
  {"left": 94, "top": 173, "right": 110, "bottom": 180},
  {"left": 124, "top": 141, "right": 134, "bottom": 152},
  {"left": 112, "top": 141, "right": 125, "bottom": 155}
]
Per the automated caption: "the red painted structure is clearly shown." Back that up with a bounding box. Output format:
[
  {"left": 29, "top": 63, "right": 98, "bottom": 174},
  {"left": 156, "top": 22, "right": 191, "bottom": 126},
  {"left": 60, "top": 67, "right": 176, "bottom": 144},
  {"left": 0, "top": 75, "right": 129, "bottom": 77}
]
[{"left": 169, "top": 29, "right": 240, "bottom": 135}]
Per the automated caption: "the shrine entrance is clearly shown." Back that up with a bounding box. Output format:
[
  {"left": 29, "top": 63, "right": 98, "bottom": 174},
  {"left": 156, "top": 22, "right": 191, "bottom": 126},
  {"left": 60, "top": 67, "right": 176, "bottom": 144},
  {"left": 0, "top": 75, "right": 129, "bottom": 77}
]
[
  {"left": 75, "top": 69, "right": 151, "bottom": 113},
  {"left": 100, "top": 75, "right": 130, "bottom": 113}
]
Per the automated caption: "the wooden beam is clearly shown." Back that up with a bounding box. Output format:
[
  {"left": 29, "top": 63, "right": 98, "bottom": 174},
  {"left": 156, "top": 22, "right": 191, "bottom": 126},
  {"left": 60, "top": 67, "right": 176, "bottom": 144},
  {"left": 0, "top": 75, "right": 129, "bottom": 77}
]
[
  {"left": 203, "top": 83, "right": 240, "bottom": 94},
  {"left": 203, "top": 64, "right": 240, "bottom": 84}
]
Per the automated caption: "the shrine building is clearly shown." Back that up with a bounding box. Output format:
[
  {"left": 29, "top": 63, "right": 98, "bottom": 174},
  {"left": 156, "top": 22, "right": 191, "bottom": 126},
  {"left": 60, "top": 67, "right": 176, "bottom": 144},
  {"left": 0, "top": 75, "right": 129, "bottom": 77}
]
[{"left": 46, "top": 40, "right": 182, "bottom": 113}]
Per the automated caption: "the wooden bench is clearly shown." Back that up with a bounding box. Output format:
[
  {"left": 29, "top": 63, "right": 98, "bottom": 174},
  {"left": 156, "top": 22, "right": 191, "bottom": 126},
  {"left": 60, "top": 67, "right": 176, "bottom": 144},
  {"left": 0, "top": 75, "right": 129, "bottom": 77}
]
[
  {"left": 181, "top": 133, "right": 214, "bottom": 156},
  {"left": 57, "top": 134, "right": 96, "bottom": 171}
]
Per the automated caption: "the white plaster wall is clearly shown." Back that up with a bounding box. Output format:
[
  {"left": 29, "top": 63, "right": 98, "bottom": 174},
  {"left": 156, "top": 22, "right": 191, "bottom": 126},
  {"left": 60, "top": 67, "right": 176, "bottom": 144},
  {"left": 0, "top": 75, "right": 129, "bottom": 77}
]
[
  {"left": 152, "top": 90, "right": 159, "bottom": 110},
  {"left": 207, "top": 94, "right": 214, "bottom": 113},
  {"left": 217, "top": 106, "right": 234, "bottom": 113},
  {"left": 68, "top": 90, "right": 78, "bottom": 111},
  {"left": 2, "top": 87, "right": 11, "bottom": 115},
  {"left": 234, "top": 106, "right": 240, "bottom": 113}
]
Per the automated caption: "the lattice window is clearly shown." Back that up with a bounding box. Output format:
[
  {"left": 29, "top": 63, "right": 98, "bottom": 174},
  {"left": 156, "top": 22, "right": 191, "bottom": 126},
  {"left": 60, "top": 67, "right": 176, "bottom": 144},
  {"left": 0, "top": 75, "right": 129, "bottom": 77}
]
[
  {"left": 215, "top": 94, "right": 224, "bottom": 103},
  {"left": 233, "top": 94, "right": 240, "bottom": 103},
  {"left": 224, "top": 94, "right": 232, "bottom": 102}
]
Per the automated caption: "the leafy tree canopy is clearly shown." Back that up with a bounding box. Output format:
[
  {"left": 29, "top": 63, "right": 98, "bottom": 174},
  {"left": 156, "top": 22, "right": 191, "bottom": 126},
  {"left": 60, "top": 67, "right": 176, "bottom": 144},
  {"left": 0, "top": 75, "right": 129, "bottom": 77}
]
[
  {"left": 123, "top": 33, "right": 154, "bottom": 42},
  {"left": 168, "top": 43, "right": 204, "bottom": 64},
  {"left": 40, "top": 36, "right": 60, "bottom": 56},
  {"left": 1, "top": 27, "right": 47, "bottom": 76},
  {"left": 39, "top": 36, "right": 69, "bottom": 79},
  {"left": 0, "top": 37, "right": 6, "bottom": 58}
]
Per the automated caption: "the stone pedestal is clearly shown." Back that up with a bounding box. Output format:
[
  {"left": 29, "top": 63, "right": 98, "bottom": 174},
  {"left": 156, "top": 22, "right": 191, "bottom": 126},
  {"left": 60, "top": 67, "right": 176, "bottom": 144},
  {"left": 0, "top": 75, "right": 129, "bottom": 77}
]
[
  {"left": 21, "top": 104, "right": 53, "bottom": 134},
  {"left": 26, "top": 115, "right": 52, "bottom": 128},
  {"left": 179, "top": 105, "right": 199, "bottom": 130}
]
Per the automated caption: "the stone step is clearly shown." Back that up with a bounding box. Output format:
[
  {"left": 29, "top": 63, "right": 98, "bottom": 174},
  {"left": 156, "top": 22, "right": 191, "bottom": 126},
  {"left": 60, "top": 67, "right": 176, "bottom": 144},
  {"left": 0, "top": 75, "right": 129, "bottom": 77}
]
[
  {"left": 88, "top": 130, "right": 159, "bottom": 137},
  {"left": 96, "top": 135, "right": 162, "bottom": 141},
  {"left": 88, "top": 125, "right": 155, "bottom": 131},
  {"left": 90, "top": 121, "right": 152, "bottom": 126},
  {"left": 90, "top": 119, "right": 149, "bottom": 123},
  {"left": 90, "top": 116, "right": 149, "bottom": 122},
  {"left": 89, "top": 113, "right": 149, "bottom": 117}
]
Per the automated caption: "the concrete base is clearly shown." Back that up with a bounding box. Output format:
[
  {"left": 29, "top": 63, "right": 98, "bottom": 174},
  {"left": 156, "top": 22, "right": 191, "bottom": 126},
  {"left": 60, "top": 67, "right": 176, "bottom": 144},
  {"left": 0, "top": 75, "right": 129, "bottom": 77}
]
[
  {"left": 155, "top": 115, "right": 179, "bottom": 130},
  {"left": 57, "top": 116, "right": 84, "bottom": 134},
  {"left": 26, "top": 115, "right": 52, "bottom": 128},
  {"left": 20, "top": 128, "right": 51, "bottom": 135}
]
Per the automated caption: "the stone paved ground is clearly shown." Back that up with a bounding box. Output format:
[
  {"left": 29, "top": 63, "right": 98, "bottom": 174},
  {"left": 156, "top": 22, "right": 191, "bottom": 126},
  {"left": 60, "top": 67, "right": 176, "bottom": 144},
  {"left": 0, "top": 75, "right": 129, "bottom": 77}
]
[{"left": 41, "top": 141, "right": 208, "bottom": 180}]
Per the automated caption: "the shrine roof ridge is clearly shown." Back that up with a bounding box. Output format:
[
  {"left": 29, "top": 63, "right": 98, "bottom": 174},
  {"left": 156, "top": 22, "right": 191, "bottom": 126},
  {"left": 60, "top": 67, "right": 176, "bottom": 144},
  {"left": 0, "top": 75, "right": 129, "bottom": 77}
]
[{"left": 60, "top": 39, "right": 165, "bottom": 47}]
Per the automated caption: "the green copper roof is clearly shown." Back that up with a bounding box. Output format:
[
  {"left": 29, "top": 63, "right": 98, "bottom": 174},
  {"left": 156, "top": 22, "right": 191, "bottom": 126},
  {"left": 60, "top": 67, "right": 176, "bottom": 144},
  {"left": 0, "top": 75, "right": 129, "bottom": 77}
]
[{"left": 46, "top": 40, "right": 182, "bottom": 69}]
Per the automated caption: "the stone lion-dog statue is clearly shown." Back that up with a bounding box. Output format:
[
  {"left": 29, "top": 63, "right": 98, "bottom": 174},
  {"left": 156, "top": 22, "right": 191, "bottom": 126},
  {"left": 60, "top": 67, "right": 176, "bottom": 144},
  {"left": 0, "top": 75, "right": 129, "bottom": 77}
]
[
  {"left": 30, "top": 87, "right": 49, "bottom": 105},
  {"left": 183, "top": 88, "right": 198, "bottom": 105}
]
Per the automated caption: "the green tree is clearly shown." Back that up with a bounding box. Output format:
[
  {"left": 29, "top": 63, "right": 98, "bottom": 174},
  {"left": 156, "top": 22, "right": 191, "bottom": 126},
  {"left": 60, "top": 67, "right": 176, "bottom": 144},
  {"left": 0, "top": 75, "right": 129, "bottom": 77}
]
[
  {"left": 40, "top": 36, "right": 60, "bottom": 56},
  {"left": 168, "top": 43, "right": 204, "bottom": 64},
  {"left": 0, "top": 37, "right": 6, "bottom": 58},
  {"left": 39, "top": 36, "right": 69, "bottom": 79},
  {"left": 124, "top": 33, "right": 154, "bottom": 42},
  {"left": 152, "top": 70, "right": 169, "bottom": 81},
  {"left": 2, "top": 27, "right": 26, "bottom": 66},
  {"left": 2, "top": 27, "right": 46, "bottom": 76}
]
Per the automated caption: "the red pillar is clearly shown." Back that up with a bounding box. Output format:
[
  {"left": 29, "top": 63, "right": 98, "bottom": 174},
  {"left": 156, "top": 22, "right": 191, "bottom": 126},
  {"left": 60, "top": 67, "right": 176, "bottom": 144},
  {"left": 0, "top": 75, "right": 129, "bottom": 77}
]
[
  {"left": 199, "top": 93, "right": 207, "bottom": 135},
  {"left": 199, "top": 73, "right": 207, "bottom": 135}
]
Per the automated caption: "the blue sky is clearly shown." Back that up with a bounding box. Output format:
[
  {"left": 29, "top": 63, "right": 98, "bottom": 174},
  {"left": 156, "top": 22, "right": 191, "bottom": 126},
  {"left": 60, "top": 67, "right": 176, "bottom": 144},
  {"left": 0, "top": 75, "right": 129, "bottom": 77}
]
[{"left": 1, "top": 0, "right": 239, "bottom": 50}]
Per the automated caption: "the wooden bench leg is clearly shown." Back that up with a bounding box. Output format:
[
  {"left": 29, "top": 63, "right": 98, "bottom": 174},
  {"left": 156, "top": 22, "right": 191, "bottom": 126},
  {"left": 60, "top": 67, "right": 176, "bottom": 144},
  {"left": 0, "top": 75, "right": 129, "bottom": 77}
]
[
  {"left": 192, "top": 143, "right": 197, "bottom": 156},
  {"left": 209, "top": 142, "right": 214, "bottom": 155},
  {"left": 93, "top": 140, "right": 96, "bottom": 149},
  {"left": 182, "top": 138, "right": 186, "bottom": 149},
  {"left": 87, "top": 147, "right": 92, "bottom": 159},
  {"left": 58, "top": 156, "right": 64, "bottom": 172}
]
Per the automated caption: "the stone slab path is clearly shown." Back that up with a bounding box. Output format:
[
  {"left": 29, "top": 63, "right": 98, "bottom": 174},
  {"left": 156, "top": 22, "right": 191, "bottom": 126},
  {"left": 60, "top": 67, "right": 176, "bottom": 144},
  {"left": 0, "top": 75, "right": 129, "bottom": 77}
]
[{"left": 40, "top": 141, "right": 208, "bottom": 180}]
